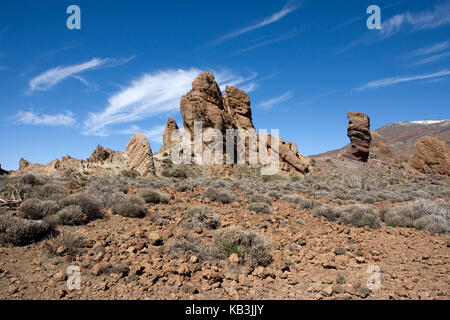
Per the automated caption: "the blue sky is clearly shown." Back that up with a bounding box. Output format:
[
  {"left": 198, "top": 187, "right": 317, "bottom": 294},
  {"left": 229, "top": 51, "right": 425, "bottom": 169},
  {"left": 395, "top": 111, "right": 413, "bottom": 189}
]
[{"left": 1, "top": 0, "right": 450, "bottom": 170}]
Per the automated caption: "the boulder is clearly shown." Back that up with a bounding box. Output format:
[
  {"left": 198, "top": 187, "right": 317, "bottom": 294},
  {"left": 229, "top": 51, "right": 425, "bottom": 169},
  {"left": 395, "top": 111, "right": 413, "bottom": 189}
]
[
  {"left": 223, "top": 86, "right": 254, "bottom": 130},
  {"left": 160, "top": 118, "right": 180, "bottom": 153},
  {"left": 19, "top": 158, "right": 31, "bottom": 170},
  {"left": 369, "top": 131, "right": 394, "bottom": 160},
  {"left": 88, "top": 145, "right": 115, "bottom": 162},
  {"left": 344, "top": 111, "right": 371, "bottom": 162},
  {"left": 411, "top": 136, "right": 450, "bottom": 176},
  {"left": 126, "top": 133, "right": 156, "bottom": 176}
]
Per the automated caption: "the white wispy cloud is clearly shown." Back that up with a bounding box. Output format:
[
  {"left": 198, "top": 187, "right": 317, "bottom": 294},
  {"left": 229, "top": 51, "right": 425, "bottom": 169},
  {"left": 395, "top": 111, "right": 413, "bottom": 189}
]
[
  {"left": 83, "top": 68, "right": 258, "bottom": 136},
  {"left": 118, "top": 125, "right": 166, "bottom": 144},
  {"left": 338, "top": 2, "right": 450, "bottom": 53},
  {"left": 408, "top": 40, "right": 450, "bottom": 57},
  {"left": 205, "top": 1, "right": 300, "bottom": 47},
  {"left": 354, "top": 69, "right": 450, "bottom": 92},
  {"left": 411, "top": 51, "right": 450, "bottom": 67},
  {"left": 380, "top": 1, "right": 450, "bottom": 39},
  {"left": 28, "top": 58, "right": 109, "bottom": 93},
  {"left": 27, "top": 56, "right": 134, "bottom": 94},
  {"left": 231, "top": 28, "right": 299, "bottom": 56},
  {"left": 12, "top": 110, "right": 77, "bottom": 127},
  {"left": 258, "top": 91, "right": 294, "bottom": 110}
]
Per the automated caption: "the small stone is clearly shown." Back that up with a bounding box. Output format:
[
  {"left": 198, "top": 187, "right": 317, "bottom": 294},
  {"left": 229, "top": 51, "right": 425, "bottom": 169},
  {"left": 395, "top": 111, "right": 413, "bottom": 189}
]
[
  {"left": 190, "top": 256, "right": 198, "bottom": 264},
  {"left": 56, "top": 246, "right": 67, "bottom": 255},
  {"left": 229, "top": 253, "right": 239, "bottom": 264},
  {"left": 334, "top": 247, "right": 347, "bottom": 255}
]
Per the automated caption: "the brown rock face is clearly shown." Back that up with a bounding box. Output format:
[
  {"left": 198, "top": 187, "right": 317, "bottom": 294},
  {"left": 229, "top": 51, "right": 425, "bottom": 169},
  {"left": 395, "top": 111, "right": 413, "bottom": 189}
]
[
  {"left": 411, "top": 136, "right": 450, "bottom": 176},
  {"left": 179, "top": 72, "right": 309, "bottom": 174},
  {"left": 180, "top": 72, "right": 226, "bottom": 135},
  {"left": 126, "top": 133, "right": 156, "bottom": 176},
  {"left": 344, "top": 111, "right": 371, "bottom": 162},
  {"left": 223, "top": 86, "right": 254, "bottom": 130},
  {"left": 160, "top": 118, "right": 180, "bottom": 153},
  {"left": 88, "top": 145, "right": 115, "bottom": 162},
  {"left": 19, "top": 158, "right": 31, "bottom": 170},
  {"left": 369, "top": 131, "right": 394, "bottom": 160}
]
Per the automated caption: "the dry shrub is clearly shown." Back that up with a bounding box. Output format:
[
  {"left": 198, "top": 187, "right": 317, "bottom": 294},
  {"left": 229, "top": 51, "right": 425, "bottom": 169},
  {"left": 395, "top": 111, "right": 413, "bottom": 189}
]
[
  {"left": 213, "top": 226, "right": 272, "bottom": 267},
  {"left": 0, "top": 215, "right": 55, "bottom": 246},
  {"left": 111, "top": 195, "right": 147, "bottom": 218},
  {"left": 201, "top": 187, "right": 237, "bottom": 204},
  {"left": 312, "top": 205, "right": 380, "bottom": 229},
  {"left": 186, "top": 205, "right": 220, "bottom": 230},
  {"left": 19, "top": 198, "right": 59, "bottom": 220},
  {"left": 248, "top": 202, "right": 272, "bottom": 214}
]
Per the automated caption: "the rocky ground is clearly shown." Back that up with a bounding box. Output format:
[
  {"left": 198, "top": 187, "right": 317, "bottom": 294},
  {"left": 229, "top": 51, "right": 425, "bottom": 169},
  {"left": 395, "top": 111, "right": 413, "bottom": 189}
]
[{"left": 0, "top": 160, "right": 449, "bottom": 300}]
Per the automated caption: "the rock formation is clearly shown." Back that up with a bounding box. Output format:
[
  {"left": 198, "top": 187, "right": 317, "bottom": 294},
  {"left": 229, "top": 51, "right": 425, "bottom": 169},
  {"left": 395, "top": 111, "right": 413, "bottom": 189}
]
[
  {"left": 19, "top": 158, "right": 31, "bottom": 170},
  {"left": 178, "top": 72, "right": 309, "bottom": 174},
  {"left": 88, "top": 145, "right": 115, "bottom": 163},
  {"left": 126, "top": 133, "right": 156, "bottom": 176},
  {"left": 0, "top": 164, "right": 8, "bottom": 175},
  {"left": 411, "top": 136, "right": 450, "bottom": 176},
  {"left": 160, "top": 118, "right": 180, "bottom": 154},
  {"left": 344, "top": 111, "right": 371, "bottom": 162},
  {"left": 369, "top": 131, "right": 395, "bottom": 161}
]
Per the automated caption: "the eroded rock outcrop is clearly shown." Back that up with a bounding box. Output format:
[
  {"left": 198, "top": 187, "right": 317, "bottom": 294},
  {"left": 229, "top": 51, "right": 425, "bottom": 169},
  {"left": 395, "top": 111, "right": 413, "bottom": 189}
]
[
  {"left": 178, "top": 72, "right": 309, "bottom": 173},
  {"left": 0, "top": 164, "right": 8, "bottom": 175},
  {"left": 411, "top": 136, "right": 450, "bottom": 176},
  {"left": 19, "top": 158, "right": 31, "bottom": 170},
  {"left": 369, "top": 131, "right": 394, "bottom": 161},
  {"left": 344, "top": 111, "right": 371, "bottom": 162},
  {"left": 160, "top": 118, "right": 180, "bottom": 154},
  {"left": 88, "top": 145, "right": 115, "bottom": 163},
  {"left": 126, "top": 133, "right": 156, "bottom": 176}
]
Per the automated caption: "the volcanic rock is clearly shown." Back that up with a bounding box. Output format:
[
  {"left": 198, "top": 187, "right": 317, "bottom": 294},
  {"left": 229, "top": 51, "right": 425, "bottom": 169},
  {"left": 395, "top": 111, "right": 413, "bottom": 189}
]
[
  {"left": 160, "top": 118, "right": 180, "bottom": 153},
  {"left": 126, "top": 133, "right": 156, "bottom": 176},
  {"left": 88, "top": 145, "right": 115, "bottom": 163},
  {"left": 178, "top": 72, "right": 309, "bottom": 174},
  {"left": 223, "top": 86, "right": 254, "bottom": 130},
  {"left": 411, "top": 136, "right": 450, "bottom": 175},
  {"left": 180, "top": 72, "right": 226, "bottom": 135},
  {"left": 369, "top": 131, "right": 395, "bottom": 161},
  {"left": 19, "top": 158, "right": 31, "bottom": 170},
  {"left": 0, "top": 164, "right": 8, "bottom": 175},
  {"left": 344, "top": 111, "right": 371, "bottom": 162}
]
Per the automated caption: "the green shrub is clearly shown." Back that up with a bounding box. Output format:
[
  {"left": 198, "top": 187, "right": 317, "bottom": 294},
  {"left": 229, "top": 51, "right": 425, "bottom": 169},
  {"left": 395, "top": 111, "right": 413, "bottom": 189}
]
[
  {"left": 121, "top": 169, "right": 140, "bottom": 178},
  {"left": 138, "top": 189, "right": 169, "bottom": 204},
  {"left": 162, "top": 168, "right": 187, "bottom": 179},
  {"left": 213, "top": 226, "right": 272, "bottom": 267}
]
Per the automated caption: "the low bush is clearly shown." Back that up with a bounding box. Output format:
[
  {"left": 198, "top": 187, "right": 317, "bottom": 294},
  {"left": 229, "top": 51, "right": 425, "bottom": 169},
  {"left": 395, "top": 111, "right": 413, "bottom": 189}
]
[
  {"left": 45, "top": 230, "right": 88, "bottom": 258},
  {"left": 0, "top": 215, "right": 55, "bottom": 246},
  {"left": 162, "top": 168, "right": 187, "bottom": 179},
  {"left": 248, "top": 202, "right": 272, "bottom": 214},
  {"left": 138, "top": 189, "right": 169, "bottom": 204},
  {"left": 385, "top": 199, "right": 449, "bottom": 234},
  {"left": 19, "top": 198, "right": 59, "bottom": 220},
  {"left": 62, "top": 193, "right": 103, "bottom": 221},
  {"left": 111, "top": 195, "right": 147, "bottom": 218},
  {"left": 312, "top": 205, "right": 380, "bottom": 229},
  {"left": 56, "top": 205, "right": 84, "bottom": 225},
  {"left": 201, "top": 187, "right": 237, "bottom": 204},
  {"left": 213, "top": 226, "right": 272, "bottom": 267},
  {"left": 186, "top": 206, "right": 220, "bottom": 230}
]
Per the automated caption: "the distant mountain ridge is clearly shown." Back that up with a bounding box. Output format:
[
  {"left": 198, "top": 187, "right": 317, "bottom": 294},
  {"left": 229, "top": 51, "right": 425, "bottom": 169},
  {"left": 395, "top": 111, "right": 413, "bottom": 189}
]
[{"left": 313, "top": 119, "right": 450, "bottom": 158}]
